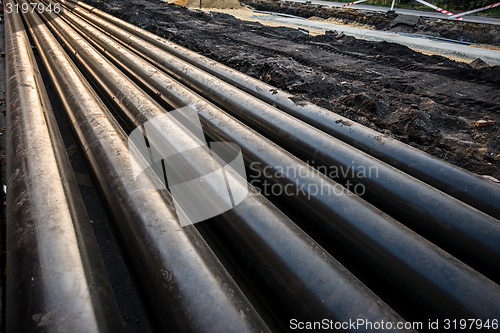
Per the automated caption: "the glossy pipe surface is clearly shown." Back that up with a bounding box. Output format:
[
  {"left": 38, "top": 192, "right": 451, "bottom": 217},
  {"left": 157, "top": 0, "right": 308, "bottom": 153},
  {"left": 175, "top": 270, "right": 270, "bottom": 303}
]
[
  {"left": 65, "top": 0, "right": 500, "bottom": 222},
  {"left": 20, "top": 3, "right": 270, "bottom": 332},
  {"left": 37, "top": 5, "right": 414, "bottom": 330},
  {"left": 5, "top": 2, "right": 124, "bottom": 331},
  {"left": 54, "top": 0, "right": 500, "bottom": 284},
  {"left": 49, "top": 2, "right": 500, "bottom": 323}
]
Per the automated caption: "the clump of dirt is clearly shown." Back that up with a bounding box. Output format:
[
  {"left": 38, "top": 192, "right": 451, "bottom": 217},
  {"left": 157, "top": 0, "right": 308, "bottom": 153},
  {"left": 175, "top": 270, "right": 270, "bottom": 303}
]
[
  {"left": 83, "top": 0, "right": 500, "bottom": 178},
  {"left": 469, "top": 57, "right": 490, "bottom": 69},
  {"left": 245, "top": 0, "right": 500, "bottom": 45}
]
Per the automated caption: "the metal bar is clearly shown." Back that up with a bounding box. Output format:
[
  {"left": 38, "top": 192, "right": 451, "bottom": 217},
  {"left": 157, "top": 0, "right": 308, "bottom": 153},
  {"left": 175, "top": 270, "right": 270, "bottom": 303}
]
[
  {"left": 63, "top": 0, "right": 500, "bottom": 224},
  {"left": 48, "top": 2, "right": 500, "bottom": 323},
  {"left": 414, "top": 0, "right": 463, "bottom": 19},
  {"left": 396, "top": 32, "right": 474, "bottom": 45},
  {"left": 342, "top": 0, "right": 369, "bottom": 8},
  {"left": 18, "top": 2, "right": 273, "bottom": 332},
  {"left": 52, "top": 0, "right": 500, "bottom": 285},
  {"left": 34, "top": 2, "right": 415, "bottom": 329},
  {"left": 4, "top": 1, "right": 124, "bottom": 331}
]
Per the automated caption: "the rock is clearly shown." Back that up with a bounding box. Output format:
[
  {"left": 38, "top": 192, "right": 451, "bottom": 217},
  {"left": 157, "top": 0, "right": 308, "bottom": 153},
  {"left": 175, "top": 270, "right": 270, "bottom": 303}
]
[
  {"left": 335, "top": 32, "right": 345, "bottom": 40},
  {"left": 389, "top": 14, "right": 419, "bottom": 27},
  {"left": 469, "top": 58, "right": 490, "bottom": 70},
  {"left": 475, "top": 119, "right": 496, "bottom": 127},
  {"left": 325, "top": 30, "right": 338, "bottom": 36}
]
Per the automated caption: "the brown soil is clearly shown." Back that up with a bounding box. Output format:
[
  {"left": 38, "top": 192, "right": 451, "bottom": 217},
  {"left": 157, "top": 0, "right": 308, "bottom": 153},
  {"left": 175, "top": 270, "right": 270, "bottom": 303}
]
[{"left": 84, "top": 0, "right": 500, "bottom": 178}]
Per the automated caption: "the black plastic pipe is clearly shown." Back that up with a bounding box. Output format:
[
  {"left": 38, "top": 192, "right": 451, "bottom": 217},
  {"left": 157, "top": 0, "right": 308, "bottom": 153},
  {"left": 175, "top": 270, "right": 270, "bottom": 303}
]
[
  {"left": 35, "top": 4, "right": 417, "bottom": 330},
  {"left": 19, "top": 3, "right": 272, "bottom": 332},
  {"left": 65, "top": 0, "right": 500, "bottom": 222},
  {"left": 5, "top": 2, "right": 124, "bottom": 331},
  {"left": 47, "top": 3, "right": 500, "bottom": 324},
  {"left": 54, "top": 0, "right": 500, "bottom": 285}
]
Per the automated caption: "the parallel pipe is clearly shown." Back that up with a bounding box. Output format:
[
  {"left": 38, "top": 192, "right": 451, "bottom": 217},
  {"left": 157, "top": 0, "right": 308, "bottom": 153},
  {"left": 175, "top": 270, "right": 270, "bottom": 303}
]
[
  {"left": 5, "top": 2, "right": 124, "bottom": 331},
  {"left": 36, "top": 3, "right": 414, "bottom": 329},
  {"left": 55, "top": 0, "right": 500, "bottom": 284},
  {"left": 66, "top": 0, "right": 500, "bottom": 221},
  {"left": 19, "top": 3, "right": 271, "bottom": 332},
  {"left": 48, "top": 2, "right": 500, "bottom": 324}
]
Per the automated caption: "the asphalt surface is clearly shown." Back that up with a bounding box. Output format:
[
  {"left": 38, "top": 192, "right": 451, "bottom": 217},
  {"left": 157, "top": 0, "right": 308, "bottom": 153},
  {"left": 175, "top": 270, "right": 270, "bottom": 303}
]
[{"left": 288, "top": 0, "right": 500, "bottom": 25}]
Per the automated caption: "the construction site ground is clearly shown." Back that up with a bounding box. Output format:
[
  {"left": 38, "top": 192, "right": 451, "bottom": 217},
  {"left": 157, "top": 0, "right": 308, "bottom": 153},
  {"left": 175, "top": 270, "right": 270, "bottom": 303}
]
[{"left": 85, "top": 0, "right": 500, "bottom": 179}]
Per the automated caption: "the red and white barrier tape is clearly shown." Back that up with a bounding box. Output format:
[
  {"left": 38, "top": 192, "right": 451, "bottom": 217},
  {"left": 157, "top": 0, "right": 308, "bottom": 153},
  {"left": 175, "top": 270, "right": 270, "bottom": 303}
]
[
  {"left": 415, "top": 0, "right": 463, "bottom": 19},
  {"left": 450, "top": 1, "right": 500, "bottom": 18},
  {"left": 342, "top": 0, "right": 368, "bottom": 7}
]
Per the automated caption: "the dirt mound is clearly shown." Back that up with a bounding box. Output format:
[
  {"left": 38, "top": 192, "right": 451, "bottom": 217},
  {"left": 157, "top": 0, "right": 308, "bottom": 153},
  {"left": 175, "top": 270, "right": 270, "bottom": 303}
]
[{"left": 173, "top": 0, "right": 241, "bottom": 9}]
